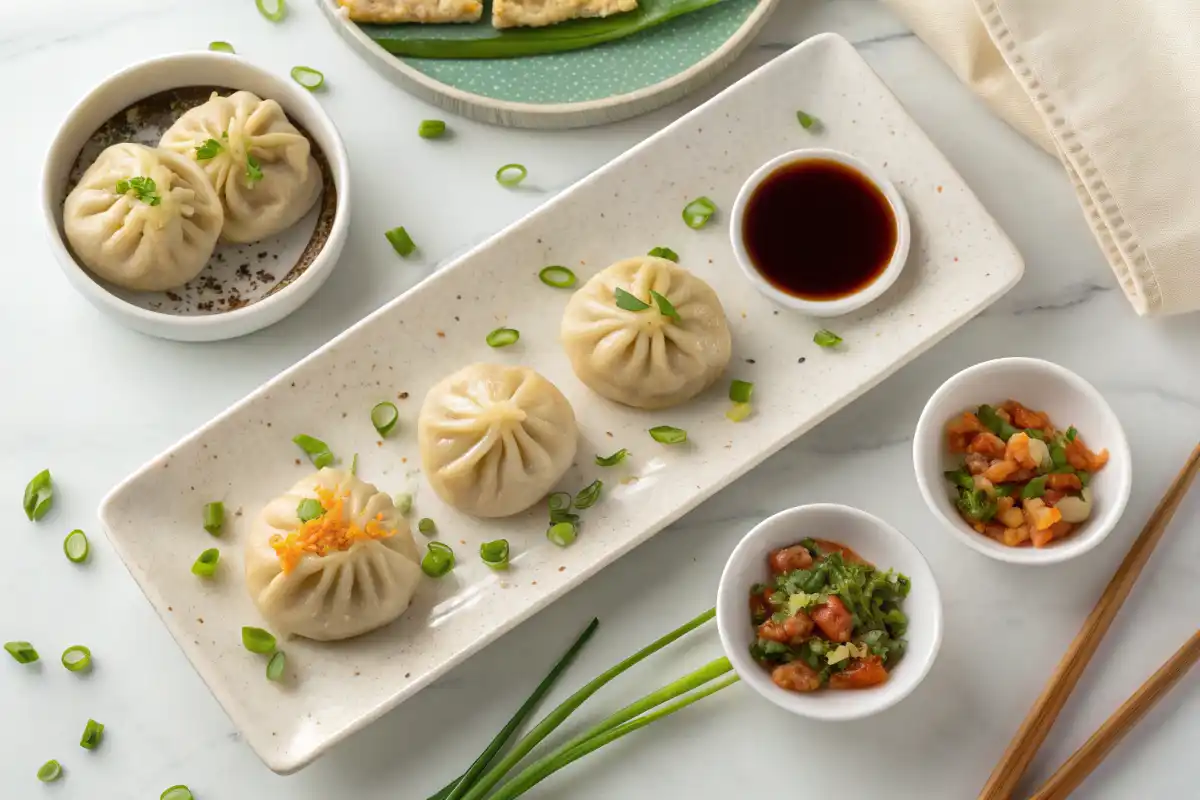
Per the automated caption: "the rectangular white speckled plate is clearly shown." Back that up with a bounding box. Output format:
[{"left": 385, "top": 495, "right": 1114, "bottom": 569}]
[{"left": 100, "top": 33, "right": 1023, "bottom": 773}]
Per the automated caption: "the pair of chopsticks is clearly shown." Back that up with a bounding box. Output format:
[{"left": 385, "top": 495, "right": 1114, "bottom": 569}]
[{"left": 979, "top": 443, "right": 1200, "bottom": 800}]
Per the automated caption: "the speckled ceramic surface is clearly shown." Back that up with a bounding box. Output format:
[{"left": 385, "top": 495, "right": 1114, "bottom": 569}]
[
  {"left": 319, "top": 0, "right": 779, "bottom": 128},
  {"left": 99, "top": 34, "right": 1023, "bottom": 774}
]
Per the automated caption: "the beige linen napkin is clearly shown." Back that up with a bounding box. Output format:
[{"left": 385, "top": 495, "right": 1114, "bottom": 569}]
[{"left": 885, "top": 0, "right": 1200, "bottom": 316}]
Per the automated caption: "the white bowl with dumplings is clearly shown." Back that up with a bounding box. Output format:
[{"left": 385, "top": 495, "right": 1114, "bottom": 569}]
[{"left": 42, "top": 52, "right": 350, "bottom": 342}]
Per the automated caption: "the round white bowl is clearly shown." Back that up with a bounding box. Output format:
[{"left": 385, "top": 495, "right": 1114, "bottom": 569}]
[
  {"left": 728, "top": 148, "right": 910, "bottom": 317},
  {"left": 42, "top": 52, "right": 350, "bottom": 342},
  {"left": 716, "top": 504, "right": 942, "bottom": 721},
  {"left": 913, "top": 358, "right": 1132, "bottom": 565}
]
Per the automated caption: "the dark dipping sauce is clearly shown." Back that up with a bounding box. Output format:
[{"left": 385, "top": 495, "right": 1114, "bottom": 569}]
[{"left": 742, "top": 159, "right": 897, "bottom": 301}]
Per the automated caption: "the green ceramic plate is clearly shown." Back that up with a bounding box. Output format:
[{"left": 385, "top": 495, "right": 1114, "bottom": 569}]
[{"left": 319, "top": 0, "right": 778, "bottom": 128}]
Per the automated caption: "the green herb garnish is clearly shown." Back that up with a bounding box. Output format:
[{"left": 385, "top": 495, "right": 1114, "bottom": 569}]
[
  {"left": 726, "top": 403, "right": 752, "bottom": 423},
  {"left": 296, "top": 498, "right": 324, "bottom": 523},
  {"left": 385, "top": 226, "right": 417, "bottom": 257},
  {"left": 729, "top": 380, "right": 753, "bottom": 404},
  {"left": 266, "top": 651, "right": 286, "bottom": 682},
  {"left": 191, "top": 548, "right": 220, "bottom": 578},
  {"left": 203, "top": 501, "right": 224, "bottom": 536},
  {"left": 290, "top": 66, "right": 325, "bottom": 90},
  {"left": 61, "top": 645, "right": 92, "bottom": 673},
  {"left": 241, "top": 627, "right": 276, "bottom": 654},
  {"left": 63, "top": 529, "right": 89, "bottom": 563},
  {"left": 80, "top": 719, "right": 104, "bottom": 750},
  {"left": 813, "top": 329, "right": 843, "bottom": 348},
  {"left": 245, "top": 155, "right": 264, "bottom": 185},
  {"left": 480, "top": 539, "right": 510, "bottom": 570},
  {"left": 208, "top": 41, "right": 235, "bottom": 54},
  {"left": 255, "top": 0, "right": 286, "bottom": 21},
  {"left": 681, "top": 197, "right": 716, "bottom": 230},
  {"left": 595, "top": 449, "right": 628, "bottom": 467},
  {"left": 371, "top": 401, "right": 400, "bottom": 437},
  {"left": 546, "top": 521, "right": 577, "bottom": 547},
  {"left": 650, "top": 290, "right": 680, "bottom": 321},
  {"left": 116, "top": 176, "right": 161, "bottom": 206},
  {"left": 538, "top": 265, "right": 576, "bottom": 288},
  {"left": 486, "top": 327, "right": 520, "bottom": 348},
  {"left": 648, "top": 426, "right": 687, "bottom": 445},
  {"left": 195, "top": 138, "right": 223, "bottom": 160},
  {"left": 37, "top": 760, "right": 62, "bottom": 783},
  {"left": 574, "top": 480, "right": 602, "bottom": 510},
  {"left": 648, "top": 246, "right": 678, "bottom": 261},
  {"left": 496, "top": 163, "right": 527, "bottom": 187},
  {"left": 419, "top": 120, "right": 447, "bottom": 139},
  {"left": 22, "top": 469, "right": 52, "bottom": 521},
  {"left": 796, "top": 110, "right": 820, "bottom": 130},
  {"left": 4, "top": 641, "right": 38, "bottom": 664},
  {"left": 161, "top": 787, "right": 195, "bottom": 800},
  {"left": 394, "top": 493, "right": 413, "bottom": 515},
  {"left": 614, "top": 288, "right": 651, "bottom": 312},
  {"left": 292, "top": 434, "right": 334, "bottom": 469},
  {"left": 422, "top": 542, "right": 455, "bottom": 577},
  {"left": 418, "top": 517, "right": 437, "bottom": 535}
]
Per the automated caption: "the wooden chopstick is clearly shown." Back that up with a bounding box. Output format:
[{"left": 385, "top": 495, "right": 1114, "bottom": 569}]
[
  {"left": 977, "top": 443, "right": 1200, "bottom": 800},
  {"left": 1028, "top": 629, "right": 1200, "bottom": 800}
]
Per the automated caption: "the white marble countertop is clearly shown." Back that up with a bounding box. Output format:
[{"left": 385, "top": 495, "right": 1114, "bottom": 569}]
[{"left": 3, "top": 1, "right": 1199, "bottom": 798}]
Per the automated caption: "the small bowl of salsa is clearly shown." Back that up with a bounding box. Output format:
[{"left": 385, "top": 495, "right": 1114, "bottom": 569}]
[{"left": 729, "top": 149, "right": 911, "bottom": 317}]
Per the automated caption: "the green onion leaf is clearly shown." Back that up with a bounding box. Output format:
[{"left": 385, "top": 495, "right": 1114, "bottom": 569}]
[
  {"left": 293, "top": 434, "right": 335, "bottom": 469},
  {"left": 496, "top": 164, "right": 527, "bottom": 187},
  {"left": 729, "top": 379, "right": 754, "bottom": 403},
  {"left": 681, "top": 197, "right": 716, "bottom": 229},
  {"left": 255, "top": 0, "right": 286, "bottom": 21},
  {"left": 614, "top": 287, "right": 651, "bottom": 312},
  {"left": 649, "top": 426, "right": 687, "bottom": 445},
  {"left": 208, "top": 41, "right": 235, "bottom": 54},
  {"left": 245, "top": 154, "right": 264, "bottom": 185},
  {"left": 480, "top": 539, "right": 510, "bottom": 570},
  {"left": 647, "top": 246, "right": 678, "bottom": 262},
  {"left": 796, "top": 110, "right": 821, "bottom": 130},
  {"left": 191, "top": 548, "right": 220, "bottom": 578},
  {"left": 1021, "top": 475, "right": 1049, "bottom": 500},
  {"left": 242, "top": 627, "right": 277, "bottom": 655},
  {"left": 726, "top": 402, "right": 752, "bottom": 422},
  {"left": 650, "top": 290, "right": 681, "bottom": 321},
  {"left": 394, "top": 493, "right": 413, "bottom": 515},
  {"left": 267, "top": 651, "right": 286, "bottom": 682},
  {"left": 419, "top": 119, "right": 447, "bottom": 139},
  {"left": 61, "top": 645, "right": 92, "bottom": 673},
  {"left": 296, "top": 498, "right": 324, "bottom": 523},
  {"left": 63, "top": 529, "right": 89, "bottom": 563},
  {"left": 538, "top": 265, "right": 576, "bottom": 288},
  {"left": 418, "top": 517, "right": 437, "bottom": 535},
  {"left": 80, "top": 719, "right": 104, "bottom": 750},
  {"left": 813, "top": 329, "right": 843, "bottom": 348},
  {"left": 4, "top": 641, "right": 38, "bottom": 664},
  {"left": 547, "top": 492, "right": 572, "bottom": 513},
  {"left": 203, "top": 501, "right": 224, "bottom": 536},
  {"left": 161, "top": 786, "right": 195, "bottom": 800},
  {"left": 195, "top": 138, "right": 223, "bottom": 160},
  {"left": 547, "top": 522, "right": 577, "bottom": 547},
  {"left": 573, "top": 480, "right": 602, "bottom": 510},
  {"left": 22, "top": 469, "right": 53, "bottom": 521},
  {"left": 1066, "top": 426, "right": 1078, "bottom": 442},
  {"left": 116, "top": 176, "right": 162, "bottom": 206},
  {"left": 369, "top": 401, "right": 400, "bottom": 438},
  {"left": 486, "top": 327, "right": 520, "bottom": 348},
  {"left": 350, "top": 453, "right": 359, "bottom": 476},
  {"left": 385, "top": 226, "right": 417, "bottom": 257},
  {"left": 422, "top": 542, "right": 455, "bottom": 577},
  {"left": 595, "top": 449, "right": 628, "bottom": 467},
  {"left": 37, "top": 760, "right": 62, "bottom": 783}
]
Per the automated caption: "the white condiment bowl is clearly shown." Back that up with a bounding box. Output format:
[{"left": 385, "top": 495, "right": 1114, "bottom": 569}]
[
  {"left": 716, "top": 504, "right": 942, "bottom": 721},
  {"left": 913, "top": 357, "right": 1132, "bottom": 565},
  {"left": 729, "top": 148, "right": 910, "bottom": 317},
  {"left": 41, "top": 52, "right": 350, "bottom": 342}
]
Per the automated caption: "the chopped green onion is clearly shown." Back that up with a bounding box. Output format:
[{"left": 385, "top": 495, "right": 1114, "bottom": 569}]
[
  {"left": 37, "top": 760, "right": 62, "bottom": 783},
  {"left": 726, "top": 402, "right": 752, "bottom": 422},
  {"left": 813, "top": 329, "right": 843, "bottom": 348},
  {"left": 116, "top": 176, "right": 162, "bottom": 205},
  {"left": 394, "top": 493, "right": 413, "bottom": 515},
  {"left": 538, "top": 266, "right": 576, "bottom": 288},
  {"left": 203, "top": 501, "right": 224, "bottom": 536},
  {"left": 208, "top": 41, "right": 235, "bottom": 54},
  {"left": 241, "top": 627, "right": 276, "bottom": 655},
  {"left": 291, "top": 66, "right": 325, "bottom": 90},
  {"left": 650, "top": 290, "right": 681, "bottom": 321},
  {"left": 1051, "top": 444, "right": 1069, "bottom": 468},
  {"left": 480, "top": 539, "right": 510, "bottom": 570},
  {"left": 367, "top": 403, "right": 399, "bottom": 440},
  {"left": 547, "top": 492, "right": 572, "bottom": 513},
  {"left": 496, "top": 164, "right": 527, "bottom": 187},
  {"left": 80, "top": 719, "right": 104, "bottom": 750},
  {"left": 4, "top": 641, "right": 38, "bottom": 664},
  {"left": 649, "top": 426, "right": 687, "bottom": 445},
  {"left": 418, "top": 517, "right": 437, "bottom": 535},
  {"left": 682, "top": 197, "right": 716, "bottom": 230},
  {"left": 595, "top": 449, "right": 628, "bottom": 467},
  {"left": 796, "top": 109, "right": 820, "bottom": 130},
  {"left": 422, "top": 542, "right": 455, "bottom": 577},
  {"left": 486, "top": 328, "right": 520, "bottom": 348},
  {"left": 550, "top": 509, "right": 580, "bottom": 525},
  {"left": 255, "top": 0, "right": 287, "bottom": 21},
  {"left": 191, "top": 548, "right": 221, "bottom": 578},
  {"left": 1066, "top": 426, "right": 1078, "bottom": 442},
  {"left": 573, "top": 480, "right": 602, "bottom": 510},
  {"left": 293, "top": 434, "right": 334, "bottom": 469},
  {"left": 161, "top": 786, "right": 195, "bottom": 800},
  {"left": 267, "top": 651, "right": 286, "bottom": 682},
  {"left": 729, "top": 380, "right": 754, "bottom": 403},
  {"left": 1021, "top": 475, "right": 1049, "bottom": 500},
  {"left": 63, "top": 529, "right": 89, "bottom": 563},
  {"left": 23, "top": 469, "right": 53, "bottom": 521},
  {"left": 296, "top": 498, "right": 324, "bottom": 522},
  {"left": 195, "top": 138, "right": 223, "bottom": 160},
  {"left": 419, "top": 120, "right": 447, "bottom": 139},
  {"left": 61, "top": 645, "right": 92, "bottom": 673},
  {"left": 350, "top": 453, "right": 359, "bottom": 476},
  {"left": 245, "top": 154, "right": 263, "bottom": 185},
  {"left": 647, "top": 247, "right": 678, "bottom": 262},
  {"left": 547, "top": 522, "right": 577, "bottom": 547},
  {"left": 385, "top": 226, "right": 417, "bottom": 257},
  {"left": 614, "top": 288, "right": 651, "bottom": 312}
]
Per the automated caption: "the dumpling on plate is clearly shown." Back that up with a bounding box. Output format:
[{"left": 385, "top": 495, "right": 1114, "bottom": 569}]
[
  {"left": 63, "top": 142, "right": 223, "bottom": 291},
  {"left": 245, "top": 468, "right": 422, "bottom": 641},
  {"left": 338, "top": 0, "right": 483, "bottom": 22},
  {"left": 159, "top": 91, "right": 321, "bottom": 244},
  {"left": 492, "top": 0, "right": 637, "bottom": 28},
  {"left": 419, "top": 363, "right": 578, "bottom": 518},
  {"left": 561, "top": 255, "right": 732, "bottom": 410}
]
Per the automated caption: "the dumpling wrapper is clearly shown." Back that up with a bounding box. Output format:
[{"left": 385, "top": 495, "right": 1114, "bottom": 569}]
[
  {"left": 492, "top": 0, "right": 636, "bottom": 28},
  {"left": 245, "top": 468, "right": 422, "bottom": 641},
  {"left": 561, "top": 256, "right": 732, "bottom": 409},
  {"left": 338, "top": 0, "right": 483, "bottom": 22},
  {"left": 419, "top": 363, "right": 578, "bottom": 518}
]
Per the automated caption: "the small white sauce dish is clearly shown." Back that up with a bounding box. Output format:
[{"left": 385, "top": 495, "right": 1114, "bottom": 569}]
[
  {"left": 729, "top": 148, "right": 910, "bottom": 317},
  {"left": 716, "top": 504, "right": 942, "bottom": 721},
  {"left": 913, "top": 357, "right": 1132, "bottom": 565},
  {"left": 42, "top": 52, "right": 350, "bottom": 342}
]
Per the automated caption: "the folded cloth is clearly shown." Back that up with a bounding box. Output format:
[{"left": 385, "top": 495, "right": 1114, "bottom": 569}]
[{"left": 885, "top": 0, "right": 1200, "bottom": 316}]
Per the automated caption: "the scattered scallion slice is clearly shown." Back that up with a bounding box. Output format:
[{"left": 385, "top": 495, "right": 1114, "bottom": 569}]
[
  {"left": 203, "top": 501, "right": 224, "bottom": 536},
  {"left": 647, "top": 246, "right": 679, "bottom": 262},
  {"left": 538, "top": 265, "right": 576, "bottom": 288},
  {"left": 161, "top": 786, "right": 195, "bottom": 800},
  {"left": 480, "top": 539, "right": 510, "bottom": 570},
  {"left": 255, "top": 0, "right": 287, "bottom": 21},
  {"left": 419, "top": 119, "right": 447, "bottom": 139},
  {"left": 267, "top": 651, "right": 286, "bottom": 682},
  {"left": 813, "top": 329, "right": 843, "bottom": 348},
  {"left": 4, "top": 641, "right": 38, "bottom": 664},
  {"left": 245, "top": 154, "right": 263, "bottom": 185},
  {"left": 418, "top": 517, "right": 437, "bottom": 535},
  {"left": 595, "top": 449, "right": 628, "bottom": 467},
  {"left": 394, "top": 493, "right": 413, "bottom": 515},
  {"left": 296, "top": 498, "right": 324, "bottom": 523},
  {"left": 385, "top": 226, "right": 416, "bottom": 257},
  {"left": 1066, "top": 426, "right": 1078, "bottom": 442},
  {"left": 293, "top": 434, "right": 334, "bottom": 468},
  {"left": 496, "top": 164, "right": 527, "bottom": 187},
  {"left": 796, "top": 109, "right": 820, "bottom": 130},
  {"left": 63, "top": 529, "right": 89, "bottom": 563},
  {"left": 729, "top": 380, "right": 754, "bottom": 403},
  {"left": 241, "top": 627, "right": 277, "bottom": 655},
  {"left": 650, "top": 290, "right": 680, "bottom": 321},
  {"left": 80, "top": 719, "right": 104, "bottom": 750},
  {"left": 422, "top": 542, "right": 455, "bottom": 577},
  {"left": 547, "top": 492, "right": 572, "bottom": 513},
  {"left": 37, "top": 760, "right": 62, "bottom": 783},
  {"left": 61, "top": 645, "right": 92, "bottom": 673},
  {"left": 681, "top": 197, "right": 716, "bottom": 230},
  {"left": 614, "top": 288, "right": 651, "bottom": 312},
  {"left": 367, "top": 403, "right": 399, "bottom": 440},
  {"left": 195, "top": 138, "right": 223, "bottom": 160},
  {"left": 22, "top": 469, "right": 53, "bottom": 521},
  {"left": 486, "top": 327, "right": 520, "bottom": 348},
  {"left": 726, "top": 403, "right": 752, "bottom": 422},
  {"left": 192, "top": 548, "right": 220, "bottom": 578},
  {"left": 547, "top": 521, "right": 577, "bottom": 547},
  {"left": 649, "top": 426, "right": 687, "bottom": 445},
  {"left": 573, "top": 480, "right": 602, "bottom": 510},
  {"left": 208, "top": 41, "right": 235, "bottom": 54},
  {"left": 350, "top": 453, "right": 359, "bottom": 475}
]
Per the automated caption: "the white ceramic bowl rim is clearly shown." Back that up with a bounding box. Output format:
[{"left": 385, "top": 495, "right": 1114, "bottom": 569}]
[
  {"left": 41, "top": 51, "right": 350, "bottom": 333},
  {"left": 728, "top": 147, "right": 912, "bottom": 316}
]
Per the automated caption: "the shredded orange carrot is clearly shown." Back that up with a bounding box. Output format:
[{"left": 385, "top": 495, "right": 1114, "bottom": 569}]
[{"left": 269, "top": 487, "right": 395, "bottom": 574}]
